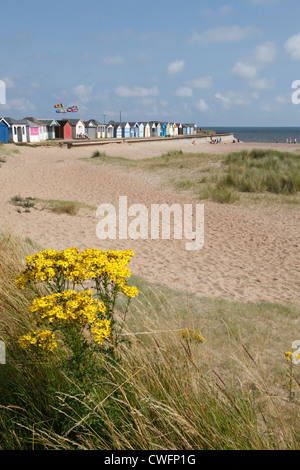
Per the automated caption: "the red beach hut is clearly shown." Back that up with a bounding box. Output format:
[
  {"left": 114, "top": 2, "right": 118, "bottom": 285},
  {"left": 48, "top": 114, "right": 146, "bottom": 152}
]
[{"left": 57, "top": 120, "right": 72, "bottom": 139}]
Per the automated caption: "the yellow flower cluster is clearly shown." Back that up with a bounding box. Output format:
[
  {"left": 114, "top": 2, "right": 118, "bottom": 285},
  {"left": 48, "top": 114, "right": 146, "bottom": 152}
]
[
  {"left": 18, "top": 329, "right": 57, "bottom": 352},
  {"left": 29, "top": 290, "right": 106, "bottom": 326},
  {"left": 91, "top": 318, "right": 112, "bottom": 344},
  {"left": 285, "top": 351, "right": 300, "bottom": 361},
  {"left": 16, "top": 247, "right": 139, "bottom": 353},
  {"left": 180, "top": 328, "right": 206, "bottom": 344},
  {"left": 19, "top": 291, "right": 110, "bottom": 350},
  {"left": 285, "top": 351, "right": 293, "bottom": 361},
  {"left": 15, "top": 247, "right": 139, "bottom": 298}
]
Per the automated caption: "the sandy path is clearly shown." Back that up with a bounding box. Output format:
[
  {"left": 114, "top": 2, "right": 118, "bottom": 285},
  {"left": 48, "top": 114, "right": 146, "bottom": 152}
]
[{"left": 0, "top": 140, "right": 299, "bottom": 307}]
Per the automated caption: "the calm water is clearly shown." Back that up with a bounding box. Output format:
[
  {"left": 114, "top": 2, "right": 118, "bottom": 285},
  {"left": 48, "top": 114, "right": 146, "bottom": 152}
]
[{"left": 207, "top": 127, "right": 300, "bottom": 143}]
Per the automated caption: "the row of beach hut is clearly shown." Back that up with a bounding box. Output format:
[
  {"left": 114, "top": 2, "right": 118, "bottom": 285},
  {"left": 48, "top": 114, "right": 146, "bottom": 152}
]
[{"left": 0, "top": 117, "right": 197, "bottom": 144}]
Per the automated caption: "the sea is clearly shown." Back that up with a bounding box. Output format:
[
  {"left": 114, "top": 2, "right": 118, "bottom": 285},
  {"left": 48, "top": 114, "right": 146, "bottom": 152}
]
[{"left": 207, "top": 127, "right": 300, "bottom": 144}]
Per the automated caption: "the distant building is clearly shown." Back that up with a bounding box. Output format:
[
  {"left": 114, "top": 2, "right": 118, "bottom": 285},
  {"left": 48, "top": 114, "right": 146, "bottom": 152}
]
[{"left": 38, "top": 119, "right": 61, "bottom": 140}]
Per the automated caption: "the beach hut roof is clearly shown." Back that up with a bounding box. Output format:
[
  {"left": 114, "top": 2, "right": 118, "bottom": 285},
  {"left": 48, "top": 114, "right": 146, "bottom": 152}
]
[
  {"left": 38, "top": 119, "right": 60, "bottom": 126},
  {"left": 85, "top": 119, "right": 104, "bottom": 126},
  {"left": 84, "top": 120, "right": 97, "bottom": 127},
  {"left": 63, "top": 118, "right": 84, "bottom": 126},
  {"left": 23, "top": 117, "right": 45, "bottom": 126},
  {"left": 3, "top": 117, "right": 28, "bottom": 126},
  {"left": 56, "top": 119, "right": 72, "bottom": 127},
  {"left": 0, "top": 118, "right": 11, "bottom": 127}
]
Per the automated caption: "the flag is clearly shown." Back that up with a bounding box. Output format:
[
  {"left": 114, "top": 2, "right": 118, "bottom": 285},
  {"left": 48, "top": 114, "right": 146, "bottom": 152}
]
[
  {"left": 67, "top": 106, "right": 78, "bottom": 112},
  {"left": 54, "top": 103, "right": 64, "bottom": 109}
]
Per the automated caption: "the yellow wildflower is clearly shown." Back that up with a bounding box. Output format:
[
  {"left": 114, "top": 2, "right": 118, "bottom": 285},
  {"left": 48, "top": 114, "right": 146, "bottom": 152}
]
[
  {"left": 91, "top": 318, "right": 111, "bottom": 345},
  {"left": 180, "top": 328, "right": 206, "bottom": 344},
  {"left": 29, "top": 290, "right": 106, "bottom": 327},
  {"left": 18, "top": 329, "right": 57, "bottom": 352}
]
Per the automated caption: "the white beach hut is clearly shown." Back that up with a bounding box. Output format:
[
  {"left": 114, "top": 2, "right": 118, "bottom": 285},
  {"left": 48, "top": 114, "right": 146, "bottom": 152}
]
[
  {"left": 144, "top": 123, "right": 151, "bottom": 138},
  {"left": 138, "top": 122, "right": 144, "bottom": 138},
  {"left": 24, "top": 117, "right": 47, "bottom": 141},
  {"left": 39, "top": 119, "right": 60, "bottom": 140},
  {"left": 4, "top": 117, "right": 27, "bottom": 143},
  {"left": 156, "top": 122, "right": 162, "bottom": 136},
  {"left": 106, "top": 124, "right": 114, "bottom": 138},
  {"left": 23, "top": 118, "right": 43, "bottom": 142},
  {"left": 124, "top": 122, "right": 131, "bottom": 138},
  {"left": 96, "top": 122, "right": 106, "bottom": 138}
]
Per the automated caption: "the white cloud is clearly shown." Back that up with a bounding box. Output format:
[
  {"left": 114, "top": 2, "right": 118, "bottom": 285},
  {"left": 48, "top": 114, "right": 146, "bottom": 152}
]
[
  {"left": 285, "top": 33, "right": 300, "bottom": 60},
  {"left": 103, "top": 55, "right": 125, "bottom": 66},
  {"left": 3, "top": 97, "right": 36, "bottom": 112},
  {"left": 174, "top": 87, "right": 193, "bottom": 97},
  {"left": 1, "top": 77, "right": 15, "bottom": 89},
  {"left": 190, "top": 25, "right": 254, "bottom": 44},
  {"left": 215, "top": 91, "right": 252, "bottom": 108},
  {"left": 167, "top": 60, "right": 185, "bottom": 75},
  {"left": 30, "top": 81, "right": 39, "bottom": 89},
  {"left": 196, "top": 99, "right": 209, "bottom": 112},
  {"left": 215, "top": 92, "right": 231, "bottom": 108},
  {"left": 115, "top": 85, "right": 159, "bottom": 98},
  {"left": 232, "top": 61, "right": 258, "bottom": 80},
  {"left": 249, "top": 78, "right": 275, "bottom": 90},
  {"left": 254, "top": 41, "right": 276, "bottom": 63},
  {"left": 260, "top": 103, "right": 273, "bottom": 112},
  {"left": 188, "top": 76, "right": 213, "bottom": 88},
  {"left": 203, "top": 4, "right": 233, "bottom": 16},
  {"left": 160, "top": 100, "right": 168, "bottom": 108},
  {"left": 72, "top": 84, "right": 94, "bottom": 103},
  {"left": 276, "top": 95, "right": 289, "bottom": 104}
]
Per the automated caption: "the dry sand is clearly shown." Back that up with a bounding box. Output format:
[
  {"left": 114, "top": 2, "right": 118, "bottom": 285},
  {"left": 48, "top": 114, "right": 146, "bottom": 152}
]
[{"left": 0, "top": 138, "right": 299, "bottom": 306}]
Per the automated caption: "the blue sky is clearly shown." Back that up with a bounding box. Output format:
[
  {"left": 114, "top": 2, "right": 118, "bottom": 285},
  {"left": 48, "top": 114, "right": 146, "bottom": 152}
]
[{"left": 1, "top": 0, "right": 300, "bottom": 126}]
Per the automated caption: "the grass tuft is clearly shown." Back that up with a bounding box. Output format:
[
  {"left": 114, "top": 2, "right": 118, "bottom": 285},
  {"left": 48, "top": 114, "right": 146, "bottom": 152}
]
[
  {"left": 91, "top": 150, "right": 107, "bottom": 158},
  {"left": 48, "top": 200, "right": 81, "bottom": 216}
]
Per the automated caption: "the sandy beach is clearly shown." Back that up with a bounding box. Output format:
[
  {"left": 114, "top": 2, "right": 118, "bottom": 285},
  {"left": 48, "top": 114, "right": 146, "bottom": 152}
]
[{"left": 0, "top": 137, "right": 299, "bottom": 306}]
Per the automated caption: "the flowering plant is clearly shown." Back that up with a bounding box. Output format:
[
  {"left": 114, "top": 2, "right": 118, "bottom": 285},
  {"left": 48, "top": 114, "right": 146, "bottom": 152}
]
[{"left": 16, "top": 247, "right": 139, "bottom": 376}]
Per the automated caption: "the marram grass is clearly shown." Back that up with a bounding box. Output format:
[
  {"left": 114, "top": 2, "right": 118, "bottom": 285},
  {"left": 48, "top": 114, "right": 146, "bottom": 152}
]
[{"left": 0, "top": 232, "right": 300, "bottom": 450}]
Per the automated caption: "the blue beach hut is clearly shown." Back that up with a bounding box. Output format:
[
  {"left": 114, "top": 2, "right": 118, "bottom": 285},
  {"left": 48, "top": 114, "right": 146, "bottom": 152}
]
[
  {"left": 132, "top": 122, "right": 139, "bottom": 137},
  {"left": 0, "top": 118, "right": 9, "bottom": 143},
  {"left": 161, "top": 123, "right": 167, "bottom": 137}
]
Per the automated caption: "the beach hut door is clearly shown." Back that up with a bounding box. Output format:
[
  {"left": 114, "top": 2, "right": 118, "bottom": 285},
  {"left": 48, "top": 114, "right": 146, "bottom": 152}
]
[{"left": 17, "top": 127, "right": 22, "bottom": 142}]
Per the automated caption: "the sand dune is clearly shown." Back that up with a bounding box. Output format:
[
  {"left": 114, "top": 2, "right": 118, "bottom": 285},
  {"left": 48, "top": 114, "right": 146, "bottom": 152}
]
[{"left": 0, "top": 139, "right": 299, "bottom": 306}]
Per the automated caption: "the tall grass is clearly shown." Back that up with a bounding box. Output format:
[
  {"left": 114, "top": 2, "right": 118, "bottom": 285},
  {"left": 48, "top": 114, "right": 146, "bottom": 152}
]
[
  {"left": 86, "top": 148, "right": 300, "bottom": 204},
  {"left": 220, "top": 149, "right": 300, "bottom": 195},
  {"left": 0, "top": 233, "right": 300, "bottom": 449}
]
